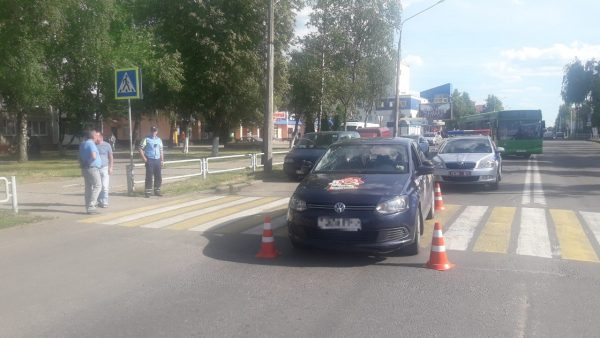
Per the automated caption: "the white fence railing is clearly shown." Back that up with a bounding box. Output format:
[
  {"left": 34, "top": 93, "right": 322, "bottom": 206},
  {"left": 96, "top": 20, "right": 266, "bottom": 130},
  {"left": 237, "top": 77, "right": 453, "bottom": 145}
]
[
  {"left": 0, "top": 176, "right": 18, "bottom": 213},
  {"left": 126, "top": 152, "right": 288, "bottom": 194}
]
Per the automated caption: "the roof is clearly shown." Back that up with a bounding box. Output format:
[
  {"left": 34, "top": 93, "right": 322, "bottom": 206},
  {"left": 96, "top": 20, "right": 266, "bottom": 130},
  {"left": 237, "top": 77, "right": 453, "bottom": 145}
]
[{"left": 335, "top": 137, "right": 413, "bottom": 146}]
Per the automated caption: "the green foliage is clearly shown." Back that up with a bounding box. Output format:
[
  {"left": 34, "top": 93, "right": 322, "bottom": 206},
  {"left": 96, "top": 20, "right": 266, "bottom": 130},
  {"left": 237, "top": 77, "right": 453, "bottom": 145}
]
[
  {"left": 483, "top": 94, "right": 504, "bottom": 113},
  {"left": 451, "top": 89, "right": 476, "bottom": 121},
  {"left": 560, "top": 58, "right": 600, "bottom": 129}
]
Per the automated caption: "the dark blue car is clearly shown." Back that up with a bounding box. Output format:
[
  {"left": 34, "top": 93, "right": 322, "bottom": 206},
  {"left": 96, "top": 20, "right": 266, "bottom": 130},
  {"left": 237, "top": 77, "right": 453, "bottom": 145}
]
[
  {"left": 283, "top": 131, "right": 360, "bottom": 180},
  {"left": 287, "top": 138, "right": 435, "bottom": 255}
]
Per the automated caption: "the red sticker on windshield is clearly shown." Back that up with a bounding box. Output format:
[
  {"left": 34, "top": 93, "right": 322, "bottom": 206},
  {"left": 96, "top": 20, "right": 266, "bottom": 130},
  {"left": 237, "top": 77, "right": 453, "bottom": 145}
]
[{"left": 327, "top": 177, "right": 365, "bottom": 191}]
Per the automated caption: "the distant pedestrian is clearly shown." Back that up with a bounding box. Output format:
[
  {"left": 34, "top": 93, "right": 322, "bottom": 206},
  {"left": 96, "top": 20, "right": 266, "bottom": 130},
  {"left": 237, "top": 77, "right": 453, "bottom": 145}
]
[
  {"left": 109, "top": 133, "right": 117, "bottom": 151},
  {"left": 96, "top": 132, "right": 114, "bottom": 208},
  {"left": 138, "top": 126, "right": 164, "bottom": 198},
  {"left": 79, "top": 130, "right": 102, "bottom": 214}
]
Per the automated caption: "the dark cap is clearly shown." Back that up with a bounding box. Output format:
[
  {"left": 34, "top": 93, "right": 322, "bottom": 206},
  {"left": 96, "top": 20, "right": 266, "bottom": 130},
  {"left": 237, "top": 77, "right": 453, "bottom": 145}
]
[{"left": 151, "top": 126, "right": 158, "bottom": 132}]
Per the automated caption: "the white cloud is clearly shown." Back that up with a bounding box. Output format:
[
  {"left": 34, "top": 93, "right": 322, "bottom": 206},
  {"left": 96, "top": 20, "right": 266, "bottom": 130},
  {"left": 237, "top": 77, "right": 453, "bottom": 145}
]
[
  {"left": 502, "top": 42, "right": 600, "bottom": 62},
  {"left": 294, "top": 7, "right": 314, "bottom": 39},
  {"left": 484, "top": 61, "right": 563, "bottom": 82},
  {"left": 403, "top": 54, "right": 424, "bottom": 67}
]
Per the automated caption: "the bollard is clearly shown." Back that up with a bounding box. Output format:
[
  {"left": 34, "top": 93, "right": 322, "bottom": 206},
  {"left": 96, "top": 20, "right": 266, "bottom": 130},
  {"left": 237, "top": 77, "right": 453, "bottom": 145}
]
[
  {"left": 11, "top": 176, "right": 18, "bottom": 213},
  {"left": 126, "top": 164, "right": 135, "bottom": 195}
]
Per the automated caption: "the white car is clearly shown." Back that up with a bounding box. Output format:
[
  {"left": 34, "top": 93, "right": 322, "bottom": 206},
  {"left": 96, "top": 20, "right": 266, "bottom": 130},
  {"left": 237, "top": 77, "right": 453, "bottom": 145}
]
[{"left": 432, "top": 136, "right": 504, "bottom": 190}]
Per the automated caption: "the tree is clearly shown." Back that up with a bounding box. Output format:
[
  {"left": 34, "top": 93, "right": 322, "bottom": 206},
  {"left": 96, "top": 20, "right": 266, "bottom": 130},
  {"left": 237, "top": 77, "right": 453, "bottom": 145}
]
[
  {"left": 483, "top": 94, "right": 504, "bottom": 113},
  {"left": 0, "top": 0, "right": 63, "bottom": 161}
]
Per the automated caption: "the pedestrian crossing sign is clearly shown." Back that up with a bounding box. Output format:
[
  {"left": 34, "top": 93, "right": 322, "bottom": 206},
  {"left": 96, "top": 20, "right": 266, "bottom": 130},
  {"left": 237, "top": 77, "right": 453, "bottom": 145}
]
[{"left": 115, "top": 67, "right": 141, "bottom": 100}]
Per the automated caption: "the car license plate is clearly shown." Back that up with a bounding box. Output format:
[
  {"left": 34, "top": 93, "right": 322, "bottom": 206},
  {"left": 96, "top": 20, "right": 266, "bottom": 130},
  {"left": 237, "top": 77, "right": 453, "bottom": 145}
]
[
  {"left": 317, "top": 217, "right": 361, "bottom": 231},
  {"left": 295, "top": 169, "right": 304, "bottom": 174},
  {"left": 449, "top": 171, "right": 471, "bottom": 176},
  {"left": 516, "top": 149, "right": 526, "bottom": 153}
]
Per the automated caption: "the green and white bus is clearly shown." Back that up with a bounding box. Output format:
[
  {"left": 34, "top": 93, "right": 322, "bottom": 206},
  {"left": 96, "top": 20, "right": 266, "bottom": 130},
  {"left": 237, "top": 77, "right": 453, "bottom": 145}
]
[{"left": 459, "top": 110, "right": 544, "bottom": 157}]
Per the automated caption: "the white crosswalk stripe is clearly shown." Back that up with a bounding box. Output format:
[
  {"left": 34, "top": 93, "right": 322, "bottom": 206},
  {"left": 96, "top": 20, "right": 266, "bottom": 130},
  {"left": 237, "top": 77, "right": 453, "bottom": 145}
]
[
  {"left": 445, "top": 206, "right": 488, "bottom": 251},
  {"left": 580, "top": 211, "right": 600, "bottom": 246},
  {"left": 517, "top": 207, "right": 552, "bottom": 258}
]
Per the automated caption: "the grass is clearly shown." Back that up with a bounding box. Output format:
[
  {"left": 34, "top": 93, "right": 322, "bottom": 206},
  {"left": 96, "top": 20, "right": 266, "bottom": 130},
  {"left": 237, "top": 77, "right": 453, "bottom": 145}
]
[
  {"left": 0, "top": 155, "right": 81, "bottom": 183},
  {"left": 0, "top": 210, "right": 48, "bottom": 229}
]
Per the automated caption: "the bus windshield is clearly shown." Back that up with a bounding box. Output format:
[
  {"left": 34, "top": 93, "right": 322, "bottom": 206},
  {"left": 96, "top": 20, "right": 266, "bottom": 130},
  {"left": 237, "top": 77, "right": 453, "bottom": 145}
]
[{"left": 498, "top": 120, "right": 541, "bottom": 140}]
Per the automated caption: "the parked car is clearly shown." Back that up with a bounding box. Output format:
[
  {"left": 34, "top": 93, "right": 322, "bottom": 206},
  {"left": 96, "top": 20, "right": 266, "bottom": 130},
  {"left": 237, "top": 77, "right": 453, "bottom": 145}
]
[
  {"left": 554, "top": 132, "right": 565, "bottom": 139},
  {"left": 543, "top": 131, "right": 554, "bottom": 139},
  {"left": 400, "top": 135, "right": 430, "bottom": 156},
  {"left": 287, "top": 137, "right": 435, "bottom": 255},
  {"left": 431, "top": 136, "right": 504, "bottom": 189},
  {"left": 283, "top": 131, "right": 360, "bottom": 180},
  {"left": 357, "top": 127, "right": 392, "bottom": 138}
]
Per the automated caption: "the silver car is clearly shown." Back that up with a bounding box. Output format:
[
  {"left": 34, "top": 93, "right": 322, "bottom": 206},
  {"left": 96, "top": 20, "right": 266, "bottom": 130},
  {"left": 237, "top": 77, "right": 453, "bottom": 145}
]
[{"left": 432, "top": 136, "right": 504, "bottom": 189}]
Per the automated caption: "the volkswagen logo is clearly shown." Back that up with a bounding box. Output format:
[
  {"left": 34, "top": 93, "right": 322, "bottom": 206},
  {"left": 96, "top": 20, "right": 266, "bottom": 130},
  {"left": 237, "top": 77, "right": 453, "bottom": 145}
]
[{"left": 334, "top": 202, "right": 346, "bottom": 214}]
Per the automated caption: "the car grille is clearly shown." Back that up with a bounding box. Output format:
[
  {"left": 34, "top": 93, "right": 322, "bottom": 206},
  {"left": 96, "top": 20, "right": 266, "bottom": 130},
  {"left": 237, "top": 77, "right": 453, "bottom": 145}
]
[
  {"left": 442, "top": 176, "right": 480, "bottom": 182},
  {"left": 377, "top": 227, "right": 410, "bottom": 242},
  {"left": 445, "top": 162, "right": 476, "bottom": 169},
  {"left": 306, "top": 203, "right": 375, "bottom": 211},
  {"left": 303, "top": 227, "right": 410, "bottom": 243}
]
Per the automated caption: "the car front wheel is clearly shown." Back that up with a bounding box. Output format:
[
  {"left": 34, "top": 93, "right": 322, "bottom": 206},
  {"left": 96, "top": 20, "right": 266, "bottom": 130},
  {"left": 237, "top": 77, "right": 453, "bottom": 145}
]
[{"left": 403, "top": 209, "right": 422, "bottom": 256}]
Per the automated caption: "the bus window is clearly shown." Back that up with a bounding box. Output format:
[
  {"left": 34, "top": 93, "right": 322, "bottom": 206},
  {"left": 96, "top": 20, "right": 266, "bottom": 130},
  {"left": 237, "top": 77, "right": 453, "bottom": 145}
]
[{"left": 498, "top": 120, "right": 540, "bottom": 140}]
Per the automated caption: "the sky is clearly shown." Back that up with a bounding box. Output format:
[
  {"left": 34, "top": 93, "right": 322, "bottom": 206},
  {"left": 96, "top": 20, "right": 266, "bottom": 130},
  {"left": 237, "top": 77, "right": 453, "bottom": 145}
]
[{"left": 294, "top": 0, "right": 600, "bottom": 127}]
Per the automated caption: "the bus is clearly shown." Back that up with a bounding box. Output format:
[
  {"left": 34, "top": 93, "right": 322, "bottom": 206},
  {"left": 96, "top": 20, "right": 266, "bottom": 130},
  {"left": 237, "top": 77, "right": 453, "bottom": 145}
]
[
  {"left": 458, "top": 110, "right": 544, "bottom": 157},
  {"left": 343, "top": 121, "right": 380, "bottom": 131}
]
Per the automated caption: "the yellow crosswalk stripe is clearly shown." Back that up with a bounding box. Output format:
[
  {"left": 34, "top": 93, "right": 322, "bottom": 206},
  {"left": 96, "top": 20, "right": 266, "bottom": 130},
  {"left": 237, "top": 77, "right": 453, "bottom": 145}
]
[
  {"left": 551, "top": 209, "right": 599, "bottom": 263},
  {"left": 168, "top": 197, "right": 280, "bottom": 230},
  {"left": 422, "top": 204, "right": 460, "bottom": 249},
  {"left": 473, "top": 207, "right": 516, "bottom": 254},
  {"left": 79, "top": 196, "right": 196, "bottom": 224},
  {"left": 121, "top": 195, "right": 245, "bottom": 228},
  {"left": 214, "top": 207, "right": 288, "bottom": 234}
]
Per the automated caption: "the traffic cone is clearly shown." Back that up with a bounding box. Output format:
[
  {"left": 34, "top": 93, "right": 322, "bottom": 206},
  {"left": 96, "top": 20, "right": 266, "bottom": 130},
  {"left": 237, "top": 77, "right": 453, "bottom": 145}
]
[
  {"left": 256, "top": 215, "right": 279, "bottom": 259},
  {"left": 434, "top": 182, "right": 445, "bottom": 211},
  {"left": 425, "top": 222, "right": 454, "bottom": 271}
]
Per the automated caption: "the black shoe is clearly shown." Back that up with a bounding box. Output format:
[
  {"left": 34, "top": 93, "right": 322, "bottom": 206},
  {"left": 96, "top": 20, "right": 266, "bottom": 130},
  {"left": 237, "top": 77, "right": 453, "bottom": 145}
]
[
  {"left": 87, "top": 208, "right": 100, "bottom": 215},
  {"left": 145, "top": 193, "right": 151, "bottom": 198},
  {"left": 154, "top": 191, "right": 163, "bottom": 197}
]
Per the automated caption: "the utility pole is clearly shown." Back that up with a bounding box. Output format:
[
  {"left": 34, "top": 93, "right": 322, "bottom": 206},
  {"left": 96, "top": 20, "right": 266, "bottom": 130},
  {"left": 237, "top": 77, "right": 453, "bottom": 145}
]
[{"left": 264, "top": 0, "right": 274, "bottom": 173}]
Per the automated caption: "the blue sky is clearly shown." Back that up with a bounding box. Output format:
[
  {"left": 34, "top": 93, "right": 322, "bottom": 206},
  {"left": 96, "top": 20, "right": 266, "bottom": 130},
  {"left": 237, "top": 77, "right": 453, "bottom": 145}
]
[{"left": 294, "top": 0, "right": 600, "bottom": 126}]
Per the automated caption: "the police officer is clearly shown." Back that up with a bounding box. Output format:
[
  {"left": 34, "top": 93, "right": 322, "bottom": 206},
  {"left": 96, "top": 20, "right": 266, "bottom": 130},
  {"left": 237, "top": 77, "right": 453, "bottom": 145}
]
[{"left": 138, "top": 126, "right": 164, "bottom": 198}]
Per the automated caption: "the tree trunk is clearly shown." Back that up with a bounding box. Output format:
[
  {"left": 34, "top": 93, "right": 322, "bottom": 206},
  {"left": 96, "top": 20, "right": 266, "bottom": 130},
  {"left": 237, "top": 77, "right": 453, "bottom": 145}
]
[{"left": 17, "top": 110, "right": 28, "bottom": 162}]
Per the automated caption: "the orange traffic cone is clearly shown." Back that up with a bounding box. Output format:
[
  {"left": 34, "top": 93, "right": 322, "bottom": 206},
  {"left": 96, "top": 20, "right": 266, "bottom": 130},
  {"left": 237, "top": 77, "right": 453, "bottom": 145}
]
[
  {"left": 425, "top": 221, "right": 454, "bottom": 271},
  {"left": 434, "top": 182, "right": 445, "bottom": 211},
  {"left": 256, "top": 215, "right": 279, "bottom": 259}
]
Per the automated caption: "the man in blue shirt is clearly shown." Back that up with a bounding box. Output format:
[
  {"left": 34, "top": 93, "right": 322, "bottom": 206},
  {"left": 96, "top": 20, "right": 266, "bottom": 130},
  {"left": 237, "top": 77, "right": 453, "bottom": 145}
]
[
  {"left": 138, "top": 126, "right": 164, "bottom": 198},
  {"left": 95, "top": 132, "right": 114, "bottom": 208},
  {"left": 79, "top": 130, "right": 102, "bottom": 214}
]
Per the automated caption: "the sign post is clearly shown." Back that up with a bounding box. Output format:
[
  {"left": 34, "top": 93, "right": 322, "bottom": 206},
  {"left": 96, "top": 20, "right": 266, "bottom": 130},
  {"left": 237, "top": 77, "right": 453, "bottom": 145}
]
[{"left": 115, "top": 67, "right": 142, "bottom": 195}]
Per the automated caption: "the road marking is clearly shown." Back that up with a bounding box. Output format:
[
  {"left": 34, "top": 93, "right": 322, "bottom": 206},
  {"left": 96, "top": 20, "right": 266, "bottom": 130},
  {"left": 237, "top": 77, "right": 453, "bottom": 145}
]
[
  {"left": 521, "top": 159, "right": 532, "bottom": 205},
  {"left": 531, "top": 160, "right": 546, "bottom": 206},
  {"left": 580, "top": 211, "right": 600, "bottom": 248},
  {"left": 243, "top": 213, "right": 289, "bottom": 235},
  {"left": 80, "top": 196, "right": 196, "bottom": 224},
  {"left": 473, "top": 207, "right": 516, "bottom": 254},
  {"left": 444, "top": 206, "right": 488, "bottom": 251},
  {"left": 188, "top": 198, "right": 290, "bottom": 232},
  {"left": 517, "top": 207, "right": 552, "bottom": 258},
  {"left": 141, "top": 196, "right": 261, "bottom": 229},
  {"left": 551, "top": 209, "right": 599, "bottom": 262},
  {"left": 123, "top": 196, "right": 242, "bottom": 228},
  {"left": 105, "top": 195, "right": 227, "bottom": 225},
  {"left": 422, "top": 204, "right": 460, "bottom": 249},
  {"left": 62, "top": 183, "right": 81, "bottom": 188}
]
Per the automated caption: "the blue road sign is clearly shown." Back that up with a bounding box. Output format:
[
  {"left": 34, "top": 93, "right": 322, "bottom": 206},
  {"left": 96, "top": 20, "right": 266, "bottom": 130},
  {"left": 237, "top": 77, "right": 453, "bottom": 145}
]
[{"left": 115, "top": 67, "right": 141, "bottom": 100}]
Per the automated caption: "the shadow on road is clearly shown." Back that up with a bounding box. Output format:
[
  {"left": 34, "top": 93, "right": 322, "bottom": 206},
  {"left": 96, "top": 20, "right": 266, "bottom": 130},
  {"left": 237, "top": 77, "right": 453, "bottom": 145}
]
[{"left": 201, "top": 232, "right": 426, "bottom": 269}]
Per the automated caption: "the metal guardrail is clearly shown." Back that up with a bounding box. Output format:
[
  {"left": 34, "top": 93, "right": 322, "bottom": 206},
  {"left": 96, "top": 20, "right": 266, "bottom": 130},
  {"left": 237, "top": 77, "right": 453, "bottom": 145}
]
[
  {"left": 126, "top": 151, "right": 288, "bottom": 194},
  {"left": 0, "top": 176, "right": 18, "bottom": 213}
]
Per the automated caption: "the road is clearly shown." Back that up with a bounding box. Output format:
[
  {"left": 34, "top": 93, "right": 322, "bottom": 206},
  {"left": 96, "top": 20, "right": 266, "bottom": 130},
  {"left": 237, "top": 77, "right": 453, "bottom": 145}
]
[{"left": 1, "top": 140, "right": 599, "bottom": 337}]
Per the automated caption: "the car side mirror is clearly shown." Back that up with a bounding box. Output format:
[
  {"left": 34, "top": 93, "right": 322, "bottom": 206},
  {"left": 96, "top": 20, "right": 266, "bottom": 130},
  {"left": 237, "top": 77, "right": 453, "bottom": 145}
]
[
  {"left": 417, "top": 161, "right": 435, "bottom": 176},
  {"left": 497, "top": 147, "right": 505, "bottom": 153},
  {"left": 301, "top": 160, "right": 314, "bottom": 173}
]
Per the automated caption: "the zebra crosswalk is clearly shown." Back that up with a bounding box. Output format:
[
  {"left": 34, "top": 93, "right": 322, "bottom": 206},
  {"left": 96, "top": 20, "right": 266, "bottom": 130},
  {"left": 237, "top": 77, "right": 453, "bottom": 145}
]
[{"left": 80, "top": 194, "right": 600, "bottom": 264}]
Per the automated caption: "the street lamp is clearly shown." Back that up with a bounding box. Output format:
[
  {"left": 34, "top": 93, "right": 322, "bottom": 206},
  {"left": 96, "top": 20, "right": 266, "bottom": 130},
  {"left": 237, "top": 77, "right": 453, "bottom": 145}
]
[{"left": 393, "top": 0, "right": 446, "bottom": 137}]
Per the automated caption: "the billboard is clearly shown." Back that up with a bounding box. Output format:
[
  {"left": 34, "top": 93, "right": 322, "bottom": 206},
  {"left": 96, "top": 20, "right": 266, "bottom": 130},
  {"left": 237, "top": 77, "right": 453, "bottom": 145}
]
[{"left": 419, "top": 102, "right": 451, "bottom": 120}]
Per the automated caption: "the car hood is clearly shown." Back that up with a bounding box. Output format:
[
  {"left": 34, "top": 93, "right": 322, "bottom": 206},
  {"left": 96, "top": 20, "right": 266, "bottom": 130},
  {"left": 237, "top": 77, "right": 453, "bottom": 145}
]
[
  {"left": 436, "top": 153, "right": 492, "bottom": 163},
  {"left": 286, "top": 148, "right": 327, "bottom": 162},
  {"left": 295, "top": 173, "right": 411, "bottom": 205}
]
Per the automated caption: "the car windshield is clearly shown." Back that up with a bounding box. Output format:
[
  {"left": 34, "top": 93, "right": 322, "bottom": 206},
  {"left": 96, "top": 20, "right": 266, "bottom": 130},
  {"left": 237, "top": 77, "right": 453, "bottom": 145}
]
[
  {"left": 295, "top": 133, "right": 341, "bottom": 149},
  {"left": 439, "top": 139, "right": 492, "bottom": 154},
  {"left": 314, "top": 144, "right": 409, "bottom": 174},
  {"left": 423, "top": 133, "right": 436, "bottom": 137}
]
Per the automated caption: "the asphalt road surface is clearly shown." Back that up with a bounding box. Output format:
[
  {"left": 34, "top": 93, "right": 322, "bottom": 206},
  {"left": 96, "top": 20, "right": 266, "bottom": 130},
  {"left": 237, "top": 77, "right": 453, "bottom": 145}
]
[{"left": 1, "top": 140, "right": 599, "bottom": 337}]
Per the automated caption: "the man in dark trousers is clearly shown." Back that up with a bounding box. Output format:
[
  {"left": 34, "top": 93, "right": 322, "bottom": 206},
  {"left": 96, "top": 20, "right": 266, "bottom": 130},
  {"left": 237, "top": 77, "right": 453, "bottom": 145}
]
[
  {"left": 138, "top": 126, "right": 164, "bottom": 198},
  {"left": 79, "top": 130, "right": 102, "bottom": 214}
]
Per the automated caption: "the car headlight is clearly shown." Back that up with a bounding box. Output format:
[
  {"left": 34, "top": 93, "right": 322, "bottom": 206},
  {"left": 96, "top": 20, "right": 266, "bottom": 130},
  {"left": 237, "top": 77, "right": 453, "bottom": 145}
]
[
  {"left": 477, "top": 159, "right": 497, "bottom": 169},
  {"left": 284, "top": 157, "right": 295, "bottom": 164},
  {"left": 432, "top": 157, "right": 445, "bottom": 169},
  {"left": 376, "top": 196, "right": 409, "bottom": 215},
  {"left": 289, "top": 195, "right": 307, "bottom": 211}
]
